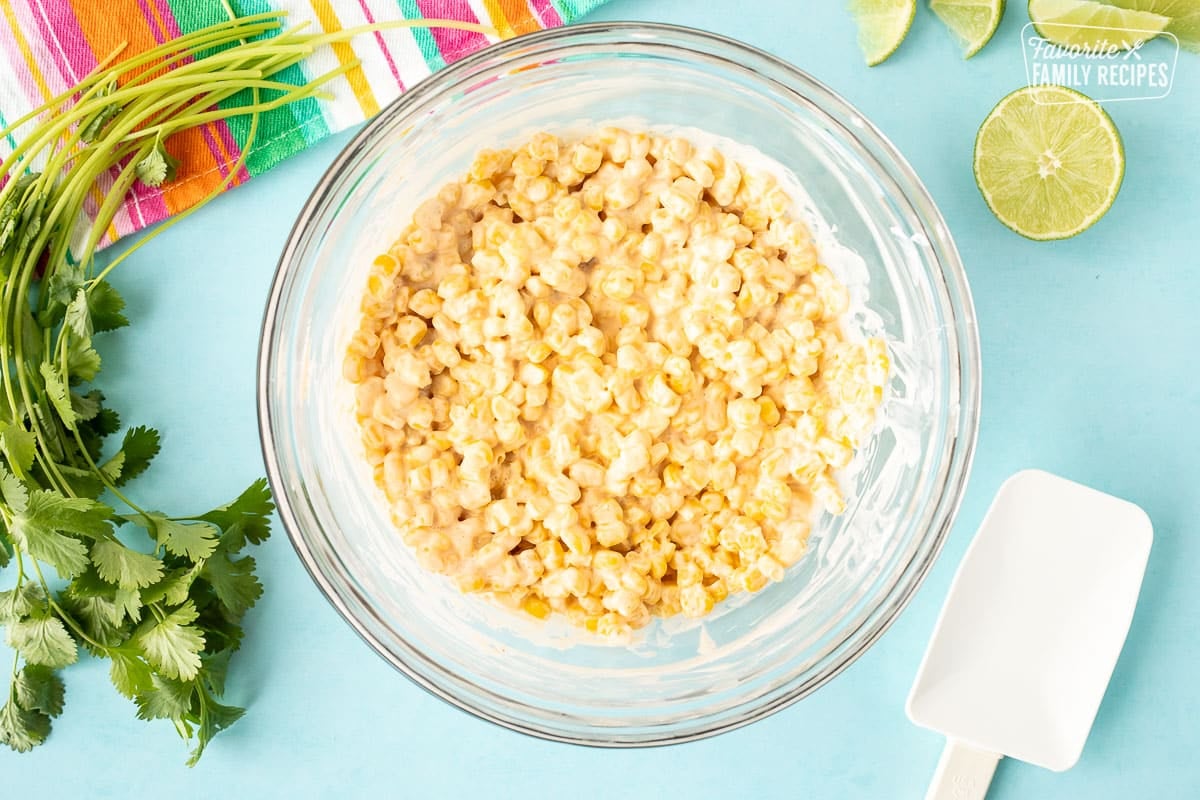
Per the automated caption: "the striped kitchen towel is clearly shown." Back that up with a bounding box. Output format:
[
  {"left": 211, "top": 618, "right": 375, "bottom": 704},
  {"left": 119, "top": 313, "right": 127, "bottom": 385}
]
[{"left": 0, "top": 0, "right": 608, "bottom": 246}]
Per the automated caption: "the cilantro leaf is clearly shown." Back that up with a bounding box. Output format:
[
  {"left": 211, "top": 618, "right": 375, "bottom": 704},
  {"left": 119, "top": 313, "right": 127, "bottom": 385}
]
[
  {"left": 200, "top": 649, "right": 233, "bottom": 696},
  {"left": 64, "top": 589, "right": 124, "bottom": 627},
  {"left": 0, "top": 583, "right": 44, "bottom": 623},
  {"left": 23, "top": 491, "right": 113, "bottom": 538},
  {"left": 64, "top": 287, "right": 92, "bottom": 340},
  {"left": 201, "top": 551, "right": 262, "bottom": 619},
  {"left": 134, "top": 674, "right": 194, "bottom": 721},
  {"left": 135, "top": 139, "right": 181, "bottom": 188},
  {"left": 100, "top": 450, "right": 125, "bottom": 483},
  {"left": 9, "top": 491, "right": 113, "bottom": 578},
  {"left": 134, "top": 600, "right": 204, "bottom": 681},
  {"left": 70, "top": 567, "right": 147, "bottom": 626},
  {"left": 14, "top": 664, "right": 65, "bottom": 717},
  {"left": 79, "top": 82, "right": 122, "bottom": 142},
  {"left": 0, "top": 218, "right": 13, "bottom": 257},
  {"left": 91, "top": 539, "right": 164, "bottom": 590},
  {"left": 86, "top": 280, "right": 129, "bottom": 333},
  {"left": 64, "top": 566, "right": 116, "bottom": 598},
  {"left": 92, "top": 407, "right": 121, "bottom": 437},
  {"left": 17, "top": 205, "right": 43, "bottom": 253},
  {"left": 52, "top": 464, "right": 105, "bottom": 501},
  {"left": 125, "top": 512, "right": 218, "bottom": 560},
  {"left": 114, "top": 426, "right": 160, "bottom": 486},
  {"left": 187, "top": 692, "right": 244, "bottom": 766},
  {"left": 45, "top": 259, "right": 85, "bottom": 309},
  {"left": 1, "top": 176, "right": 46, "bottom": 261},
  {"left": 39, "top": 361, "right": 76, "bottom": 428},
  {"left": 0, "top": 700, "right": 50, "bottom": 753},
  {"left": 135, "top": 152, "right": 169, "bottom": 188},
  {"left": 80, "top": 102, "right": 122, "bottom": 142},
  {"left": 0, "top": 175, "right": 37, "bottom": 256},
  {"left": 9, "top": 518, "right": 88, "bottom": 580},
  {"left": 116, "top": 587, "right": 144, "bottom": 624},
  {"left": 192, "top": 600, "right": 244, "bottom": 653},
  {"left": 66, "top": 340, "right": 102, "bottom": 382},
  {"left": 161, "top": 518, "right": 219, "bottom": 561},
  {"left": 0, "top": 421, "right": 36, "bottom": 474},
  {"left": 201, "top": 479, "right": 274, "bottom": 549},
  {"left": 7, "top": 614, "right": 77, "bottom": 668},
  {"left": 141, "top": 565, "right": 202, "bottom": 607},
  {"left": 0, "top": 465, "right": 29, "bottom": 511},
  {"left": 109, "top": 649, "right": 153, "bottom": 699},
  {"left": 61, "top": 592, "right": 128, "bottom": 649},
  {"left": 70, "top": 389, "right": 101, "bottom": 421},
  {"left": 2, "top": 173, "right": 37, "bottom": 202}
]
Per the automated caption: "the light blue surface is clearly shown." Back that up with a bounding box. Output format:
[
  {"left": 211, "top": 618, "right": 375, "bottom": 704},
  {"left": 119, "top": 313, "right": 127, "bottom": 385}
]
[{"left": 4, "top": 2, "right": 1199, "bottom": 797}]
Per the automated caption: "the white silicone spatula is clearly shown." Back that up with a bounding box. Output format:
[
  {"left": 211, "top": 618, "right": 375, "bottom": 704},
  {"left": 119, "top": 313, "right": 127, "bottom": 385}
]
[{"left": 907, "top": 470, "right": 1152, "bottom": 800}]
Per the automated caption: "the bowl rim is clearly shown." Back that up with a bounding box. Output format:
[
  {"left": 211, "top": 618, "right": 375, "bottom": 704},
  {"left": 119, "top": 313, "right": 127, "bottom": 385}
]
[{"left": 257, "top": 20, "right": 981, "bottom": 747}]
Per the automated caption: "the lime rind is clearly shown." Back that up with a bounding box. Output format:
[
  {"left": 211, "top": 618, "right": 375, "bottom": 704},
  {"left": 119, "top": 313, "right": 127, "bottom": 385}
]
[
  {"left": 973, "top": 85, "right": 1125, "bottom": 241},
  {"left": 931, "top": 0, "right": 1008, "bottom": 58},
  {"left": 1106, "top": 0, "right": 1200, "bottom": 52},
  {"left": 1029, "top": 0, "right": 1170, "bottom": 50},
  {"left": 848, "top": 0, "right": 918, "bottom": 66}
]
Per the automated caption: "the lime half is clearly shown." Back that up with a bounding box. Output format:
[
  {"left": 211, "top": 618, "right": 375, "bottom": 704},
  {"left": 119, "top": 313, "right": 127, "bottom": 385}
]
[
  {"left": 974, "top": 85, "right": 1124, "bottom": 240},
  {"left": 848, "top": 0, "right": 917, "bottom": 65},
  {"left": 1107, "top": 0, "right": 1200, "bottom": 51},
  {"left": 931, "top": 0, "right": 1007, "bottom": 58},
  {"left": 1029, "top": 0, "right": 1169, "bottom": 50}
]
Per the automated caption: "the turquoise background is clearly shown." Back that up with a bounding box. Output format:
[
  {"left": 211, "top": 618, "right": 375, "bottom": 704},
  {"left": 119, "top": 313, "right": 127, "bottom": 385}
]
[{"left": 4, "top": 2, "right": 1198, "bottom": 797}]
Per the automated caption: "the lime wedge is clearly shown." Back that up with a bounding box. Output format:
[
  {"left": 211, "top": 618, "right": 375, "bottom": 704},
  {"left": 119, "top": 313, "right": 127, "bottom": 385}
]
[
  {"left": 1106, "top": 0, "right": 1200, "bottom": 51},
  {"left": 848, "top": 0, "right": 917, "bottom": 65},
  {"left": 974, "top": 85, "right": 1124, "bottom": 240},
  {"left": 931, "top": 0, "right": 1008, "bottom": 58},
  {"left": 1029, "top": 0, "right": 1169, "bottom": 50}
]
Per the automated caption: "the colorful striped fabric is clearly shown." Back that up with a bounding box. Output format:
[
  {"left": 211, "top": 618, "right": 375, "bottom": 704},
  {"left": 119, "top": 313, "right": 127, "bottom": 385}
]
[{"left": 0, "top": 0, "right": 608, "bottom": 247}]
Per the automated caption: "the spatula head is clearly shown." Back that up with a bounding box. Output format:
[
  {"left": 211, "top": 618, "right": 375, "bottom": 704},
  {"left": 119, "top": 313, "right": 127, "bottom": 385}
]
[{"left": 907, "top": 470, "right": 1152, "bottom": 771}]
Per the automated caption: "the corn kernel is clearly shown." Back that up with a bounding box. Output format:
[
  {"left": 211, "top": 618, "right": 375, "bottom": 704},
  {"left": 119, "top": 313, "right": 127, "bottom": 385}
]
[
  {"left": 522, "top": 595, "right": 551, "bottom": 619},
  {"left": 351, "top": 128, "right": 884, "bottom": 635}
]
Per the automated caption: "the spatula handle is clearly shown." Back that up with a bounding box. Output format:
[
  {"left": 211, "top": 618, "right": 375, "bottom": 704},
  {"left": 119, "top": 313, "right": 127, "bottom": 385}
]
[{"left": 925, "top": 739, "right": 1001, "bottom": 800}]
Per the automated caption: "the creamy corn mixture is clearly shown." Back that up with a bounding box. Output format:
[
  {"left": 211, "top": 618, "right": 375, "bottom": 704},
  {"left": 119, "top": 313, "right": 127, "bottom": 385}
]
[{"left": 345, "top": 128, "right": 888, "bottom": 636}]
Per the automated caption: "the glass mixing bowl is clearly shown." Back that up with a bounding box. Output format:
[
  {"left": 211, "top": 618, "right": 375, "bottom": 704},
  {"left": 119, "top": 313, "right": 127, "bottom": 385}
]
[{"left": 258, "top": 22, "right": 980, "bottom": 745}]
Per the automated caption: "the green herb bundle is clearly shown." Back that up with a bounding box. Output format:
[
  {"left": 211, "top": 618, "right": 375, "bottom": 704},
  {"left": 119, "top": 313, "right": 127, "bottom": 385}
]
[{"left": 0, "top": 9, "right": 491, "bottom": 763}]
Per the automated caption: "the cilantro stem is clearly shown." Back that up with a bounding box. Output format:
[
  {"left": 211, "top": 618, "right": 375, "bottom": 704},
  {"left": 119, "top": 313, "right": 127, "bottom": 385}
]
[
  {"left": 65, "top": 425, "right": 147, "bottom": 518},
  {"left": 27, "top": 559, "right": 54, "bottom": 612},
  {"left": 114, "top": 74, "right": 341, "bottom": 146},
  {"left": 0, "top": 43, "right": 129, "bottom": 142},
  {"left": 7, "top": 649, "right": 19, "bottom": 704},
  {"left": 0, "top": 13, "right": 287, "bottom": 140},
  {"left": 49, "top": 598, "right": 109, "bottom": 653},
  {"left": 93, "top": 72, "right": 267, "bottom": 287},
  {"left": 12, "top": 539, "right": 25, "bottom": 582}
]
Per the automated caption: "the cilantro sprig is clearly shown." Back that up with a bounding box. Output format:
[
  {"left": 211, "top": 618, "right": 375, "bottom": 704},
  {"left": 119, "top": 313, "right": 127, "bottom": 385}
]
[
  {"left": 0, "top": 8, "right": 492, "bottom": 762},
  {"left": 0, "top": 10, "right": 289, "bottom": 763},
  {"left": 0, "top": 483, "right": 272, "bottom": 762}
]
